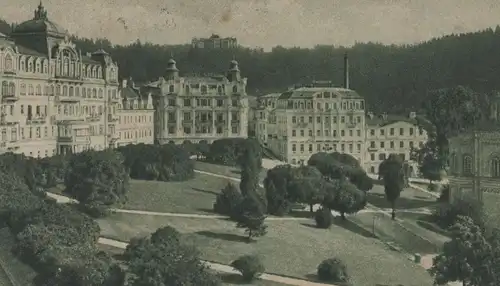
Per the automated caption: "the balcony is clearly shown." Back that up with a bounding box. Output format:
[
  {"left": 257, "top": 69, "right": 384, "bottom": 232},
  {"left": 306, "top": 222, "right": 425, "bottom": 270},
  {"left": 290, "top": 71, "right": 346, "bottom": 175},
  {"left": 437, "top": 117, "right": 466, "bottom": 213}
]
[
  {"left": 2, "top": 94, "right": 19, "bottom": 102},
  {"left": 86, "top": 114, "right": 102, "bottom": 122},
  {"left": 107, "top": 133, "right": 120, "bottom": 141},
  {"left": 367, "top": 146, "right": 378, "bottom": 152},
  {"left": 51, "top": 115, "right": 86, "bottom": 124},
  {"left": 294, "top": 122, "right": 308, "bottom": 128},
  {"left": 56, "top": 95, "right": 81, "bottom": 103},
  {"left": 231, "top": 119, "right": 240, "bottom": 124},
  {"left": 0, "top": 115, "right": 19, "bottom": 126},
  {"left": 26, "top": 116, "right": 47, "bottom": 125},
  {"left": 57, "top": 135, "right": 90, "bottom": 144},
  {"left": 182, "top": 119, "right": 193, "bottom": 125},
  {"left": 108, "top": 114, "right": 119, "bottom": 122}
]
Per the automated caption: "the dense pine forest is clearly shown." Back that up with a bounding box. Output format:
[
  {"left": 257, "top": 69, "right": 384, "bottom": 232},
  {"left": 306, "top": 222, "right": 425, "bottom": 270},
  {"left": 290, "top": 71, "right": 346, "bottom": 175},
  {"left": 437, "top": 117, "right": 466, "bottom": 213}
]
[{"left": 2, "top": 18, "right": 500, "bottom": 113}]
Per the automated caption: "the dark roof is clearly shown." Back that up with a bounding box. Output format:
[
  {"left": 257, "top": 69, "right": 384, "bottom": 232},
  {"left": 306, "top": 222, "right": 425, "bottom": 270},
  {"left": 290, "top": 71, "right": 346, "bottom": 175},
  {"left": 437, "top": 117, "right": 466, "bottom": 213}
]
[
  {"left": 366, "top": 114, "right": 418, "bottom": 127},
  {"left": 16, "top": 45, "right": 46, "bottom": 57},
  {"left": 14, "top": 19, "right": 67, "bottom": 38},
  {"left": 121, "top": 86, "right": 141, "bottom": 99}
]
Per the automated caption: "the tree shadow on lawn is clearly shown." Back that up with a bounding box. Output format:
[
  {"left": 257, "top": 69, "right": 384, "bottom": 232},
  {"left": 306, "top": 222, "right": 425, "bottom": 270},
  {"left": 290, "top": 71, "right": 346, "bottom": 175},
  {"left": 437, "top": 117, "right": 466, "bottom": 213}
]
[
  {"left": 217, "top": 273, "right": 258, "bottom": 285},
  {"left": 367, "top": 193, "right": 437, "bottom": 210},
  {"left": 191, "top": 187, "right": 220, "bottom": 196},
  {"left": 196, "top": 230, "right": 251, "bottom": 243},
  {"left": 300, "top": 217, "right": 376, "bottom": 239},
  {"left": 287, "top": 210, "right": 314, "bottom": 219},
  {"left": 304, "top": 274, "right": 351, "bottom": 285}
]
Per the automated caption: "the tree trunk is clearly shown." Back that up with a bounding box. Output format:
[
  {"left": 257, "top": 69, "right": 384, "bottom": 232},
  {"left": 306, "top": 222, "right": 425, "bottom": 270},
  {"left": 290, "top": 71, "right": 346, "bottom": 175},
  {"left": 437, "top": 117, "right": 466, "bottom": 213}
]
[
  {"left": 309, "top": 204, "right": 313, "bottom": 213},
  {"left": 341, "top": 212, "right": 346, "bottom": 220},
  {"left": 391, "top": 201, "right": 396, "bottom": 220},
  {"left": 247, "top": 230, "right": 252, "bottom": 242}
]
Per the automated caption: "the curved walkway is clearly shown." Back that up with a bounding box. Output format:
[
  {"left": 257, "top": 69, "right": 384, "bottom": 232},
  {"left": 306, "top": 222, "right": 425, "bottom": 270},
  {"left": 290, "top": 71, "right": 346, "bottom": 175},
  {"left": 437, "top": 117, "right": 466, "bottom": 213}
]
[{"left": 98, "top": 237, "right": 335, "bottom": 286}]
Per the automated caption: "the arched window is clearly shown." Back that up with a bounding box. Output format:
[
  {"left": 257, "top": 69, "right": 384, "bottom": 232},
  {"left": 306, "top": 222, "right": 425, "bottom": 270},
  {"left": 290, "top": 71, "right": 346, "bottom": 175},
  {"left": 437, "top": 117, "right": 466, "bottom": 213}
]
[
  {"left": 97, "top": 67, "right": 102, "bottom": 78},
  {"left": 82, "top": 65, "right": 87, "bottom": 77},
  {"left": 232, "top": 85, "right": 238, "bottom": 93},
  {"left": 87, "top": 66, "right": 91, "bottom": 78},
  {"left": 20, "top": 57, "right": 26, "bottom": 72},
  {"left": 169, "top": 85, "right": 174, "bottom": 93},
  {"left": 4, "top": 54, "right": 13, "bottom": 71},
  {"left": 69, "top": 86, "right": 74, "bottom": 97},
  {"left": 42, "top": 60, "right": 48, "bottom": 73},
  {"left": 44, "top": 85, "right": 49, "bottom": 96},
  {"left": 63, "top": 86, "right": 68, "bottom": 97},
  {"left": 217, "top": 86, "right": 223, "bottom": 94},
  {"left": 92, "top": 88, "right": 97, "bottom": 98},
  {"left": 35, "top": 59, "right": 41, "bottom": 73},
  {"left": 28, "top": 84, "right": 34, "bottom": 96},
  {"left": 185, "top": 86, "right": 190, "bottom": 94},
  {"left": 20, "top": 83, "right": 26, "bottom": 95},
  {"left": 82, "top": 88, "right": 86, "bottom": 98},
  {"left": 463, "top": 155, "right": 473, "bottom": 176},
  {"left": 63, "top": 58, "right": 69, "bottom": 75},
  {"left": 75, "top": 87, "right": 80, "bottom": 97},
  {"left": 98, "top": 88, "right": 103, "bottom": 98},
  {"left": 28, "top": 59, "right": 34, "bottom": 72},
  {"left": 491, "top": 156, "right": 500, "bottom": 177},
  {"left": 49, "top": 85, "right": 54, "bottom": 96},
  {"left": 1, "top": 81, "right": 8, "bottom": 96},
  {"left": 201, "top": 85, "right": 207, "bottom": 94},
  {"left": 112, "top": 90, "right": 117, "bottom": 99},
  {"left": 36, "top": 85, "right": 41, "bottom": 96},
  {"left": 56, "top": 85, "right": 61, "bottom": 96}
]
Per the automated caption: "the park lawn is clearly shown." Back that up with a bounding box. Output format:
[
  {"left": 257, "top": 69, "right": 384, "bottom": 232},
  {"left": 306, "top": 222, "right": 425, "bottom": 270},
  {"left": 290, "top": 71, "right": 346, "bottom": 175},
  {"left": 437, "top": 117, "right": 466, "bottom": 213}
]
[
  {"left": 367, "top": 185, "right": 438, "bottom": 210},
  {"left": 195, "top": 161, "right": 268, "bottom": 183},
  {"left": 0, "top": 228, "right": 37, "bottom": 286},
  {"left": 98, "top": 213, "right": 434, "bottom": 286},
  {"left": 123, "top": 174, "right": 231, "bottom": 215}
]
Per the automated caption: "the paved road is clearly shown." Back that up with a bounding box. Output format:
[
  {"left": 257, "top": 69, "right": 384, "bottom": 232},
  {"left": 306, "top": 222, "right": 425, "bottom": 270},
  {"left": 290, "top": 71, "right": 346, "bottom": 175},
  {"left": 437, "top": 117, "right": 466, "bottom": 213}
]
[{"left": 98, "top": 237, "right": 336, "bottom": 286}]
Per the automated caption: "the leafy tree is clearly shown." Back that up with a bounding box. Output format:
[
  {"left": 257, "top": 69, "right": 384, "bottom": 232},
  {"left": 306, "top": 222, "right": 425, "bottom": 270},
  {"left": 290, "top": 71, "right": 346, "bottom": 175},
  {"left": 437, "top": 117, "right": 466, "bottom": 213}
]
[
  {"left": 64, "top": 150, "right": 129, "bottom": 212},
  {"left": 288, "top": 177, "right": 326, "bottom": 213},
  {"left": 234, "top": 194, "right": 268, "bottom": 242},
  {"left": 317, "top": 258, "right": 350, "bottom": 283},
  {"left": 314, "top": 207, "right": 333, "bottom": 229},
  {"left": 196, "top": 140, "right": 210, "bottom": 159},
  {"left": 230, "top": 255, "right": 265, "bottom": 282},
  {"left": 431, "top": 216, "right": 496, "bottom": 286},
  {"left": 432, "top": 194, "right": 485, "bottom": 230},
  {"left": 263, "top": 165, "right": 294, "bottom": 215},
  {"left": 124, "top": 226, "right": 220, "bottom": 286},
  {"left": 323, "top": 179, "right": 367, "bottom": 220},
  {"left": 213, "top": 182, "right": 243, "bottom": 218},
  {"left": 379, "top": 154, "right": 406, "bottom": 220}
]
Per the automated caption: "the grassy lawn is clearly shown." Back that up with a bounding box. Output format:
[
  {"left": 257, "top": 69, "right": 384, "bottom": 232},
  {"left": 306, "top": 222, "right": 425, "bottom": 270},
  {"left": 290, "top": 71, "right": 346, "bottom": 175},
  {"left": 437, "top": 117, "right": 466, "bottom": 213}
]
[
  {"left": 195, "top": 161, "right": 268, "bottom": 182},
  {"left": 98, "top": 213, "right": 433, "bottom": 286},
  {"left": 367, "top": 185, "right": 439, "bottom": 210},
  {"left": 0, "top": 228, "right": 37, "bottom": 286},
  {"left": 123, "top": 174, "right": 231, "bottom": 215}
]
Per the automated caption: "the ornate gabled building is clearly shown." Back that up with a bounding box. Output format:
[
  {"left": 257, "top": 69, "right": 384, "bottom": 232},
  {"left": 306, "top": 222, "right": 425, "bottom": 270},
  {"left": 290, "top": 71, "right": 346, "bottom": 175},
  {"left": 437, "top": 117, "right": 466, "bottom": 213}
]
[
  {"left": 143, "top": 58, "right": 248, "bottom": 144},
  {"left": 0, "top": 2, "right": 121, "bottom": 157},
  {"left": 115, "top": 78, "right": 154, "bottom": 147}
]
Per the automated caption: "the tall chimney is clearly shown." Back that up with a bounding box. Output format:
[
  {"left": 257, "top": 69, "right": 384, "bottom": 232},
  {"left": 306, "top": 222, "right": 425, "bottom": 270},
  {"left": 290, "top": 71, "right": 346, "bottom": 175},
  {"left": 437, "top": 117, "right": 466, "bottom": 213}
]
[{"left": 344, "top": 53, "right": 349, "bottom": 89}]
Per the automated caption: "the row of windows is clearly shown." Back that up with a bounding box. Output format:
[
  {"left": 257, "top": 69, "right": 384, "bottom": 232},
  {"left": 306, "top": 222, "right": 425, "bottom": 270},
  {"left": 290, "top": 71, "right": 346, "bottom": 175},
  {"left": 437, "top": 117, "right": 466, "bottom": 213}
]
[
  {"left": 368, "top": 127, "right": 423, "bottom": 137},
  {"left": 166, "top": 111, "right": 240, "bottom": 122},
  {"left": 2, "top": 52, "right": 109, "bottom": 80},
  {"left": 120, "top": 129, "right": 153, "bottom": 139},
  {"left": 291, "top": 142, "right": 363, "bottom": 153},
  {"left": 368, "top": 153, "right": 406, "bottom": 162},
  {"left": 449, "top": 153, "right": 500, "bottom": 177},
  {"left": 168, "top": 98, "right": 240, "bottom": 108},
  {"left": 120, "top": 115, "right": 153, "bottom": 124},
  {"left": 0, "top": 81, "right": 118, "bottom": 99},
  {"left": 166, "top": 125, "right": 240, "bottom": 134},
  {"left": 168, "top": 84, "right": 239, "bottom": 94},
  {"left": 291, "top": 115, "right": 362, "bottom": 125},
  {"left": 369, "top": 140, "right": 423, "bottom": 149},
  {"left": 292, "top": 129, "right": 363, "bottom": 137},
  {"left": 286, "top": 100, "right": 365, "bottom": 111}
]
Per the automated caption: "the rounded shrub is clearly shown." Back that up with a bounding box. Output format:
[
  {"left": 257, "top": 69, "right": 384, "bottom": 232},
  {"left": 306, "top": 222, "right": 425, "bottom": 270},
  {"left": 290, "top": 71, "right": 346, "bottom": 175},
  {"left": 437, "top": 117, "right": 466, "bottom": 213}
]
[
  {"left": 230, "top": 254, "right": 265, "bottom": 282},
  {"left": 317, "top": 258, "right": 349, "bottom": 283},
  {"left": 314, "top": 207, "right": 333, "bottom": 229}
]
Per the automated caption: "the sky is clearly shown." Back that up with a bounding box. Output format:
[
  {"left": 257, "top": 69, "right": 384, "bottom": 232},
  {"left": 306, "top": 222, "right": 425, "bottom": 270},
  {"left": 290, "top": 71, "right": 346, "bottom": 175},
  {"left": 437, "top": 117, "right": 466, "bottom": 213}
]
[{"left": 2, "top": 0, "right": 500, "bottom": 50}]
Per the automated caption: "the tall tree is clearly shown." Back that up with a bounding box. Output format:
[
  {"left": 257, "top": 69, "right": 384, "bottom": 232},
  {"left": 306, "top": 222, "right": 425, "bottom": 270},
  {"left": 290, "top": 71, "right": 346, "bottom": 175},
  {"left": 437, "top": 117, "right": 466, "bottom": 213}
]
[
  {"left": 379, "top": 154, "right": 406, "bottom": 220},
  {"left": 239, "top": 139, "right": 261, "bottom": 196},
  {"left": 323, "top": 179, "right": 366, "bottom": 220}
]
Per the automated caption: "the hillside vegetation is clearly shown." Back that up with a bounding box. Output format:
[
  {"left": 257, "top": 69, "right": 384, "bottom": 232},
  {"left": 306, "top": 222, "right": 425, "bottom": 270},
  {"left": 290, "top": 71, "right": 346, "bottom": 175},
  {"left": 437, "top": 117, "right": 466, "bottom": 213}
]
[{"left": 1, "top": 18, "right": 499, "bottom": 113}]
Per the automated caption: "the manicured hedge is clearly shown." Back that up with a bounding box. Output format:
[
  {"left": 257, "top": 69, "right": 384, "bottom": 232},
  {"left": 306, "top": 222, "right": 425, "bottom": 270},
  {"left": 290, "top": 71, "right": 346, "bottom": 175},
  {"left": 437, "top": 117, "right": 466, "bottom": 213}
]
[{"left": 205, "top": 138, "right": 262, "bottom": 167}]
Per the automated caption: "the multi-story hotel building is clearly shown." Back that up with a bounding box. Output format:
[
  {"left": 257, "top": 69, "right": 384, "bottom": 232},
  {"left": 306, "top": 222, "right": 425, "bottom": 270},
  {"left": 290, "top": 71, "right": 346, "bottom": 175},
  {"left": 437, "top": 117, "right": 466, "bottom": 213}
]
[
  {"left": 0, "top": 3, "right": 152, "bottom": 157},
  {"left": 191, "top": 34, "right": 238, "bottom": 49},
  {"left": 364, "top": 112, "right": 427, "bottom": 176},
  {"left": 143, "top": 58, "right": 248, "bottom": 144},
  {"left": 115, "top": 79, "right": 154, "bottom": 147}
]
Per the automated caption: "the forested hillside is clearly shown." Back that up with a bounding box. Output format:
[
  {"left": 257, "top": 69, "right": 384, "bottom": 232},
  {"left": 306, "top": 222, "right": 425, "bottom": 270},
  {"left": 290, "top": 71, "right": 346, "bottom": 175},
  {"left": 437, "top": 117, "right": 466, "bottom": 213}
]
[{"left": 1, "top": 18, "right": 500, "bottom": 113}]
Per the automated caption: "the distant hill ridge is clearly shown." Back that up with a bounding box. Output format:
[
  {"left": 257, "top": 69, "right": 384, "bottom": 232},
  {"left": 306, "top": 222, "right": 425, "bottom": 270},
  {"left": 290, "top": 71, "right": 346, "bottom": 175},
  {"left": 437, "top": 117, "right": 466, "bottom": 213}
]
[{"left": 1, "top": 17, "right": 499, "bottom": 113}]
